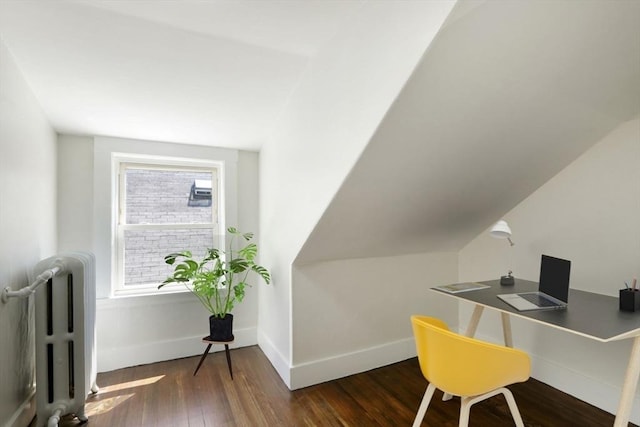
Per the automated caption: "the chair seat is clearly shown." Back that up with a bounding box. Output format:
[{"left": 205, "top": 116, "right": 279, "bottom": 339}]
[{"left": 411, "top": 315, "right": 531, "bottom": 427}]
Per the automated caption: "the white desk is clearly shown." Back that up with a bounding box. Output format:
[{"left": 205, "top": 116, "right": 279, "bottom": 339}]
[{"left": 433, "top": 279, "right": 640, "bottom": 427}]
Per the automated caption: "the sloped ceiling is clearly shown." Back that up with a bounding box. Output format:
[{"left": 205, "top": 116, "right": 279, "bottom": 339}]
[
  {"left": 0, "top": 0, "right": 364, "bottom": 150},
  {"left": 296, "top": 0, "right": 640, "bottom": 263},
  {"left": 1, "top": 1, "right": 638, "bottom": 265}
]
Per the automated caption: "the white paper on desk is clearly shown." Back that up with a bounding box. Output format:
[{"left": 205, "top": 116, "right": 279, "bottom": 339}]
[{"left": 434, "top": 282, "right": 490, "bottom": 294}]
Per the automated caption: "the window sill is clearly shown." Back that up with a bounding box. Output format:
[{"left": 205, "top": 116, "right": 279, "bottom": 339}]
[{"left": 97, "top": 288, "right": 197, "bottom": 309}]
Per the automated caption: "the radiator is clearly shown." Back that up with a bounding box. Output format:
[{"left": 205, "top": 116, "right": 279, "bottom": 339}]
[{"left": 32, "top": 252, "right": 98, "bottom": 427}]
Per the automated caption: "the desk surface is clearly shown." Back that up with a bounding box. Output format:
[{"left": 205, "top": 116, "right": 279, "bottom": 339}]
[{"left": 433, "top": 279, "right": 640, "bottom": 342}]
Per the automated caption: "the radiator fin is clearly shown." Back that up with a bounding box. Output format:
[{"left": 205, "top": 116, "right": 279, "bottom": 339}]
[
  {"left": 46, "top": 344, "right": 54, "bottom": 404},
  {"left": 68, "top": 340, "right": 75, "bottom": 399},
  {"left": 34, "top": 252, "right": 96, "bottom": 426},
  {"left": 46, "top": 279, "right": 53, "bottom": 336},
  {"left": 67, "top": 274, "right": 73, "bottom": 333}
]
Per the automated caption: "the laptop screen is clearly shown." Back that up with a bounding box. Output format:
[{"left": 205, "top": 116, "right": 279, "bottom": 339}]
[{"left": 539, "top": 255, "right": 571, "bottom": 303}]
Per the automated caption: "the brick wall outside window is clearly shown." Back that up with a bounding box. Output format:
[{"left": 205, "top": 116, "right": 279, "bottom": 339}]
[{"left": 123, "top": 169, "right": 216, "bottom": 286}]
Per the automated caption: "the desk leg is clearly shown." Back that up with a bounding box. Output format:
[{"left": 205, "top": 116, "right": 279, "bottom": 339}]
[
  {"left": 443, "top": 305, "right": 485, "bottom": 402},
  {"left": 464, "top": 305, "right": 484, "bottom": 337},
  {"left": 501, "top": 312, "right": 513, "bottom": 348},
  {"left": 614, "top": 336, "right": 640, "bottom": 427}
]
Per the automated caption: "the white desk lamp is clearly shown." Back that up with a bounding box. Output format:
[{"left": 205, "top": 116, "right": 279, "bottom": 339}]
[{"left": 490, "top": 220, "right": 515, "bottom": 285}]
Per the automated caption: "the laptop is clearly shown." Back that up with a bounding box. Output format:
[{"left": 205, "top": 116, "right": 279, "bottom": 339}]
[{"left": 497, "top": 255, "right": 571, "bottom": 311}]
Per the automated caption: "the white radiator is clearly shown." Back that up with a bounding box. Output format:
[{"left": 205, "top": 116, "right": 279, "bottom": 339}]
[{"left": 32, "top": 252, "right": 98, "bottom": 427}]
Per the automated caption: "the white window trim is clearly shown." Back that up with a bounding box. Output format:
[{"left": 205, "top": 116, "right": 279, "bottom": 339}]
[{"left": 111, "top": 153, "right": 225, "bottom": 297}]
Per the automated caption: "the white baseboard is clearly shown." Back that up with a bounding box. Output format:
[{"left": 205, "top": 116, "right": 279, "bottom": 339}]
[
  {"left": 257, "top": 330, "right": 291, "bottom": 388},
  {"left": 289, "top": 337, "right": 417, "bottom": 390},
  {"left": 4, "top": 390, "right": 35, "bottom": 427},
  {"left": 97, "top": 326, "right": 258, "bottom": 372},
  {"left": 530, "top": 352, "right": 640, "bottom": 425},
  {"left": 255, "top": 334, "right": 417, "bottom": 391}
]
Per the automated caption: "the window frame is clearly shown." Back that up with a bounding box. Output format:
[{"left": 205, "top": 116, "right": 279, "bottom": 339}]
[{"left": 111, "top": 153, "right": 225, "bottom": 297}]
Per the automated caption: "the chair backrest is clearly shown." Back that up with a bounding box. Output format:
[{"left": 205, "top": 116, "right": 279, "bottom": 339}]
[{"left": 411, "top": 315, "right": 530, "bottom": 397}]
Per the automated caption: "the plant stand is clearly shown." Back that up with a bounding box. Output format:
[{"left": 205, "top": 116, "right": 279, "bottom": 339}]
[{"left": 193, "top": 336, "right": 234, "bottom": 379}]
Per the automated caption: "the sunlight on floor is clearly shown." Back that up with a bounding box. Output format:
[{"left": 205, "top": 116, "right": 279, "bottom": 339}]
[
  {"left": 96, "top": 375, "right": 165, "bottom": 394},
  {"left": 85, "top": 394, "right": 134, "bottom": 416},
  {"left": 84, "top": 375, "right": 166, "bottom": 416}
]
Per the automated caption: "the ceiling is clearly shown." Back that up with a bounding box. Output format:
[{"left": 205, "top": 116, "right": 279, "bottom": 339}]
[
  {"left": 2, "top": 1, "right": 639, "bottom": 264},
  {"left": 297, "top": 0, "right": 640, "bottom": 263},
  {"left": 0, "top": 0, "right": 364, "bottom": 150}
]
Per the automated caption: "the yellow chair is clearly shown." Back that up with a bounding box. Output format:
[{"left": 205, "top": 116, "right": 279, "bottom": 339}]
[{"left": 410, "top": 315, "right": 531, "bottom": 427}]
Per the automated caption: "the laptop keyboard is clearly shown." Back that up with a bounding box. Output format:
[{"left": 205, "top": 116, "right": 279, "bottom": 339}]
[{"left": 520, "top": 293, "right": 558, "bottom": 307}]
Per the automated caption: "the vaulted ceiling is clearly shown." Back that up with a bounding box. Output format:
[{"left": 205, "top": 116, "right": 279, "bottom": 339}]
[
  {"left": 297, "top": 0, "right": 640, "bottom": 262},
  {"left": 2, "top": 1, "right": 638, "bottom": 264}
]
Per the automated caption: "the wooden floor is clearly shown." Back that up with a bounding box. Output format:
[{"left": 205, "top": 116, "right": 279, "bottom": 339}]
[{"left": 51, "top": 345, "right": 630, "bottom": 427}]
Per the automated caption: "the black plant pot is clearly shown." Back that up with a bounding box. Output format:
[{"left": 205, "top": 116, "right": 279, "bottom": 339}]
[{"left": 209, "top": 314, "right": 234, "bottom": 342}]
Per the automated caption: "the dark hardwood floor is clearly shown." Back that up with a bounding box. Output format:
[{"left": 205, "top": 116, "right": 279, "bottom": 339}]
[{"left": 51, "top": 345, "right": 629, "bottom": 426}]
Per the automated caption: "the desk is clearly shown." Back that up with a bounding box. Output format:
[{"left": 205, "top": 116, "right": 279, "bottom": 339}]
[{"left": 432, "top": 279, "right": 640, "bottom": 427}]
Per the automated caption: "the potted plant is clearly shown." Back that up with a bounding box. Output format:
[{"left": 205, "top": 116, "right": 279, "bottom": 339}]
[{"left": 159, "top": 227, "right": 270, "bottom": 341}]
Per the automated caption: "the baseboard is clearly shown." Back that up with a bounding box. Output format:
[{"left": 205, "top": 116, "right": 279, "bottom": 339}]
[
  {"left": 289, "top": 337, "right": 416, "bottom": 390},
  {"left": 257, "top": 330, "right": 291, "bottom": 388},
  {"left": 97, "top": 326, "right": 258, "bottom": 372},
  {"left": 4, "top": 390, "right": 35, "bottom": 427},
  {"left": 529, "top": 352, "right": 640, "bottom": 425}
]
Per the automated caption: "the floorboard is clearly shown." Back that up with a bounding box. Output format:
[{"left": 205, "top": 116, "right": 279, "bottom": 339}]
[{"left": 40, "top": 345, "right": 631, "bottom": 426}]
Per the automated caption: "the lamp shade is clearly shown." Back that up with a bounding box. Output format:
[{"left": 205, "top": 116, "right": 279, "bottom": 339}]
[{"left": 490, "top": 220, "right": 512, "bottom": 239}]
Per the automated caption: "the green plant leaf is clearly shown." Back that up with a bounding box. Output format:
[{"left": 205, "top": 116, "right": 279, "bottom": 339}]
[
  {"left": 185, "top": 259, "right": 199, "bottom": 272},
  {"left": 229, "top": 258, "right": 249, "bottom": 273},
  {"left": 161, "top": 227, "right": 270, "bottom": 316},
  {"left": 164, "top": 251, "right": 192, "bottom": 265},
  {"left": 238, "top": 243, "right": 257, "bottom": 261},
  {"left": 174, "top": 262, "right": 197, "bottom": 280},
  {"left": 252, "top": 265, "right": 271, "bottom": 284},
  {"left": 158, "top": 276, "right": 189, "bottom": 289},
  {"left": 234, "top": 282, "right": 246, "bottom": 302},
  {"left": 203, "top": 248, "right": 220, "bottom": 262},
  {"left": 158, "top": 277, "right": 175, "bottom": 289}
]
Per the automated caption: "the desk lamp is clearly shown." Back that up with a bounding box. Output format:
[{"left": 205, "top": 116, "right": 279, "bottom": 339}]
[{"left": 490, "top": 220, "right": 515, "bottom": 285}]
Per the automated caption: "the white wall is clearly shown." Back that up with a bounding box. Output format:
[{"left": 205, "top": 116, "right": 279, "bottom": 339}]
[
  {"left": 57, "top": 135, "right": 94, "bottom": 254},
  {"left": 290, "top": 252, "right": 458, "bottom": 389},
  {"left": 0, "top": 39, "right": 57, "bottom": 427},
  {"left": 459, "top": 118, "right": 640, "bottom": 422},
  {"left": 57, "top": 135, "right": 260, "bottom": 372},
  {"left": 258, "top": 0, "right": 456, "bottom": 387}
]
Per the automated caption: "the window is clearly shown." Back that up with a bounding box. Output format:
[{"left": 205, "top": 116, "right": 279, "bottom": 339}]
[{"left": 113, "top": 156, "right": 223, "bottom": 296}]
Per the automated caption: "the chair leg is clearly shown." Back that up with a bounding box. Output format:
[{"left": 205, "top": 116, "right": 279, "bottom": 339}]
[
  {"left": 459, "top": 396, "right": 472, "bottom": 427},
  {"left": 460, "top": 389, "right": 504, "bottom": 427},
  {"left": 501, "top": 388, "right": 525, "bottom": 427},
  {"left": 412, "top": 383, "right": 437, "bottom": 427},
  {"left": 458, "top": 387, "right": 524, "bottom": 427}
]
